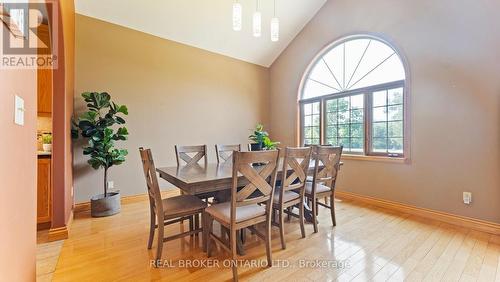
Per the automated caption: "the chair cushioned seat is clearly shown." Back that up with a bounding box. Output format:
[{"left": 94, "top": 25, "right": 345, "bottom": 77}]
[
  {"left": 162, "top": 195, "right": 207, "bottom": 217},
  {"left": 273, "top": 189, "right": 300, "bottom": 204},
  {"left": 205, "top": 202, "right": 265, "bottom": 223},
  {"left": 305, "top": 182, "right": 331, "bottom": 195}
]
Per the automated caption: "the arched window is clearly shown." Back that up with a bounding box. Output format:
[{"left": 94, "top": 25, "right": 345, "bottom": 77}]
[{"left": 299, "top": 34, "right": 408, "bottom": 157}]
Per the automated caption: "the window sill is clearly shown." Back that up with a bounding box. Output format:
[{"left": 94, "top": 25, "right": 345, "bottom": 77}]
[{"left": 341, "top": 154, "right": 409, "bottom": 164}]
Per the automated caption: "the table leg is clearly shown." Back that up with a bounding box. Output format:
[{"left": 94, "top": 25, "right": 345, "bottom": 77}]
[{"left": 221, "top": 226, "right": 246, "bottom": 255}]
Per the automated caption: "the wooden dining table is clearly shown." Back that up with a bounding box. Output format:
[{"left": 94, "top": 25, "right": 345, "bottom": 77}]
[
  {"left": 156, "top": 161, "right": 342, "bottom": 196},
  {"left": 156, "top": 160, "right": 343, "bottom": 254}
]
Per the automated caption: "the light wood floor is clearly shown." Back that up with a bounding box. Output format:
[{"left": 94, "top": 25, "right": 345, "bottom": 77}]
[
  {"left": 50, "top": 197, "right": 500, "bottom": 281},
  {"left": 37, "top": 230, "right": 64, "bottom": 281}
]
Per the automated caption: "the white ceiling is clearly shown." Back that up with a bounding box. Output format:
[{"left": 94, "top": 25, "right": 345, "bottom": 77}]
[{"left": 75, "top": 0, "right": 326, "bottom": 67}]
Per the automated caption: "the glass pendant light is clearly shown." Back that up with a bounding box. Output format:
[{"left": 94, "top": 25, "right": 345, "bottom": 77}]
[
  {"left": 252, "top": 0, "right": 261, "bottom": 37},
  {"left": 232, "top": 1, "right": 242, "bottom": 31},
  {"left": 270, "top": 0, "right": 279, "bottom": 42}
]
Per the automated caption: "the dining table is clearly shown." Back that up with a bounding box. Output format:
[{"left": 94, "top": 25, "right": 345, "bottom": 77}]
[{"left": 156, "top": 159, "right": 343, "bottom": 254}]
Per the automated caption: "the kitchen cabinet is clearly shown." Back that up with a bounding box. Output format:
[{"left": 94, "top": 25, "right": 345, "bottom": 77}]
[
  {"left": 37, "top": 157, "right": 52, "bottom": 224},
  {"left": 37, "top": 24, "right": 52, "bottom": 115}
]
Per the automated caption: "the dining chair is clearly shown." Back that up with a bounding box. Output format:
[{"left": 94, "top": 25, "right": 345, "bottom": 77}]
[
  {"left": 272, "top": 147, "right": 312, "bottom": 249},
  {"left": 204, "top": 150, "right": 279, "bottom": 281},
  {"left": 174, "top": 144, "right": 208, "bottom": 166},
  {"left": 174, "top": 144, "right": 209, "bottom": 228},
  {"left": 305, "top": 145, "right": 343, "bottom": 233},
  {"left": 215, "top": 144, "right": 241, "bottom": 163},
  {"left": 139, "top": 147, "right": 207, "bottom": 262}
]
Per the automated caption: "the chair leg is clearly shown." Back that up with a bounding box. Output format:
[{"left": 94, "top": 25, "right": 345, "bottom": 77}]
[
  {"left": 298, "top": 201, "right": 306, "bottom": 238},
  {"left": 316, "top": 201, "right": 319, "bottom": 216},
  {"left": 180, "top": 190, "right": 185, "bottom": 224},
  {"left": 241, "top": 228, "right": 246, "bottom": 244},
  {"left": 312, "top": 197, "right": 318, "bottom": 233},
  {"left": 330, "top": 193, "right": 336, "bottom": 227},
  {"left": 189, "top": 216, "right": 194, "bottom": 237},
  {"left": 156, "top": 220, "right": 164, "bottom": 262},
  {"left": 287, "top": 207, "right": 292, "bottom": 221},
  {"left": 147, "top": 208, "right": 155, "bottom": 249},
  {"left": 206, "top": 216, "right": 214, "bottom": 257},
  {"left": 231, "top": 228, "right": 238, "bottom": 282},
  {"left": 265, "top": 212, "right": 273, "bottom": 267},
  {"left": 220, "top": 225, "right": 226, "bottom": 242},
  {"left": 279, "top": 208, "right": 286, "bottom": 250},
  {"left": 194, "top": 214, "right": 200, "bottom": 236},
  {"left": 202, "top": 212, "right": 207, "bottom": 251}
]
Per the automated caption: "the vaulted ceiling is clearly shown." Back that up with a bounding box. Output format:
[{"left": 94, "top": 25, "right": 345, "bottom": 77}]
[{"left": 75, "top": 0, "right": 326, "bottom": 67}]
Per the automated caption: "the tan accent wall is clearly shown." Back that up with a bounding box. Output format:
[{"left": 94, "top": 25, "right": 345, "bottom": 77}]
[
  {"left": 74, "top": 15, "right": 270, "bottom": 203},
  {"left": 0, "top": 26, "right": 37, "bottom": 281},
  {"left": 269, "top": 0, "right": 500, "bottom": 223}
]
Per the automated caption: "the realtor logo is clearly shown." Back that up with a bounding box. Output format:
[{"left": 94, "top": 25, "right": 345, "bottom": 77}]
[{"left": 0, "top": 0, "right": 58, "bottom": 69}]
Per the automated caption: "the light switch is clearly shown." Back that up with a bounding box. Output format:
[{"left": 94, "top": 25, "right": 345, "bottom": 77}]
[{"left": 14, "top": 95, "right": 25, "bottom": 126}]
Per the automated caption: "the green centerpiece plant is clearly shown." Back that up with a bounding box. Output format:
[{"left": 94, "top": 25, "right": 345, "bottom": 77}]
[{"left": 249, "top": 123, "right": 279, "bottom": 150}]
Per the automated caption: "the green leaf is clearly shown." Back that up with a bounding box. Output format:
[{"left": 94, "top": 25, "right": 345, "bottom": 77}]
[
  {"left": 115, "top": 116, "right": 125, "bottom": 124},
  {"left": 117, "top": 127, "right": 129, "bottom": 136},
  {"left": 81, "top": 92, "right": 92, "bottom": 100},
  {"left": 117, "top": 105, "right": 128, "bottom": 115}
]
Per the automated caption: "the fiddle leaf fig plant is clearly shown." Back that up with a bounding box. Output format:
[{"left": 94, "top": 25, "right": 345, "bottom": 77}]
[{"left": 73, "top": 92, "right": 129, "bottom": 197}]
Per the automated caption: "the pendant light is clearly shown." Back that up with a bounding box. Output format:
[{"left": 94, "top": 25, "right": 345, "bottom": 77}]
[
  {"left": 232, "top": 0, "right": 242, "bottom": 31},
  {"left": 270, "top": 0, "right": 279, "bottom": 42},
  {"left": 252, "top": 0, "right": 262, "bottom": 37}
]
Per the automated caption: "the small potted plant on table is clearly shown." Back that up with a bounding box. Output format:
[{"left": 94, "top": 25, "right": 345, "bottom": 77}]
[
  {"left": 249, "top": 123, "right": 279, "bottom": 151},
  {"left": 73, "top": 92, "right": 129, "bottom": 217}
]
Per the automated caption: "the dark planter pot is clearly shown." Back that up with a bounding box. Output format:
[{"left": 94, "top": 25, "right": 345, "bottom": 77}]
[
  {"left": 250, "top": 143, "right": 262, "bottom": 151},
  {"left": 250, "top": 143, "right": 265, "bottom": 166},
  {"left": 91, "top": 191, "right": 121, "bottom": 217}
]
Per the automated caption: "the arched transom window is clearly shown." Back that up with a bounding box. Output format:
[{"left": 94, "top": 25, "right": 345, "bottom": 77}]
[{"left": 299, "top": 35, "right": 408, "bottom": 157}]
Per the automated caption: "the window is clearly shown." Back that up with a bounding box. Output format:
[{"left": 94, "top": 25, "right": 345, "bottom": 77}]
[{"left": 299, "top": 35, "right": 408, "bottom": 157}]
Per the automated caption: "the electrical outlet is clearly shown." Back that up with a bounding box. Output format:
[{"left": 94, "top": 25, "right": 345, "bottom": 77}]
[
  {"left": 108, "top": 181, "right": 114, "bottom": 189},
  {"left": 463, "top": 192, "right": 472, "bottom": 204}
]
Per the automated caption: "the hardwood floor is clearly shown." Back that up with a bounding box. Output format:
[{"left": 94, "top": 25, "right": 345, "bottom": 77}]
[
  {"left": 37, "top": 230, "right": 64, "bottom": 281},
  {"left": 51, "top": 195, "right": 500, "bottom": 281}
]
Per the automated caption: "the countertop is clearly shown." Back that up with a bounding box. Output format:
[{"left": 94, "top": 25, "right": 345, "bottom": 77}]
[{"left": 37, "top": 151, "right": 52, "bottom": 156}]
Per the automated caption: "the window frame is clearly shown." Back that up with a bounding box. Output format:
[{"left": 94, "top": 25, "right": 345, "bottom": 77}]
[{"left": 297, "top": 34, "right": 410, "bottom": 160}]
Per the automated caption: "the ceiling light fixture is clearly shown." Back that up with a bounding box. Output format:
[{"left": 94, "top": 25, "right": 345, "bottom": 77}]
[
  {"left": 270, "top": 0, "right": 279, "bottom": 42},
  {"left": 232, "top": 0, "right": 242, "bottom": 31},
  {"left": 252, "top": 0, "right": 261, "bottom": 37}
]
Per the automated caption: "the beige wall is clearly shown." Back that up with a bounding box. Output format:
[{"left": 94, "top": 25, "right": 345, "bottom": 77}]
[
  {"left": 0, "top": 27, "right": 37, "bottom": 281},
  {"left": 74, "top": 15, "right": 270, "bottom": 203},
  {"left": 270, "top": 0, "right": 500, "bottom": 223}
]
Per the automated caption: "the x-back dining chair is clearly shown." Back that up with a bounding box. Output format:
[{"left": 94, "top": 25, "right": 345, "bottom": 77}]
[
  {"left": 215, "top": 144, "right": 241, "bottom": 163},
  {"left": 139, "top": 147, "right": 207, "bottom": 262},
  {"left": 305, "top": 145, "right": 343, "bottom": 233},
  {"left": 174, "top": 144, "right": 209, "bottom": 228},
  {"left": 175, "top": 144, "right": 208, "bottom": 166},
  {"left": 272, "top": 147, "right": 312, "bottom": 249},
  {"left": 205, "top": 150, "right": 280, "bottom": 282}
]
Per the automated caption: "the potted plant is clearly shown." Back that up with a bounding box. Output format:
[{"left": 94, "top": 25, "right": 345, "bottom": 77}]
[
  {"left": 73, "top": 92, "right": 129, "bottom": 217},
  {"left": 42, "top": 134, "right": 52, "bottom": 152},
  {"left": 249, "top": 123, "right": 279, "bottom": 151}
]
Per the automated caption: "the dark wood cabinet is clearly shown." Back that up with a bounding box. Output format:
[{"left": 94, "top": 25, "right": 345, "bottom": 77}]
[{"left": 37, "top": 157, "right": 52, "bottom": 224}]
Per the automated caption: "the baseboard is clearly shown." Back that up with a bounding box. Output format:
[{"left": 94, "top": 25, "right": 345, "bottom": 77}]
[
  {"left": 336, "top": 190, "right": 500, "bottom": 235},
  {"left": 73, "top": 190, "right": 179, "bottom": 213},
  {"left": 46, "top": 210, "right": 73, "bottom": 242},
  {"left": 48, "top": 226, "right": 68, "bottom": 241}
]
